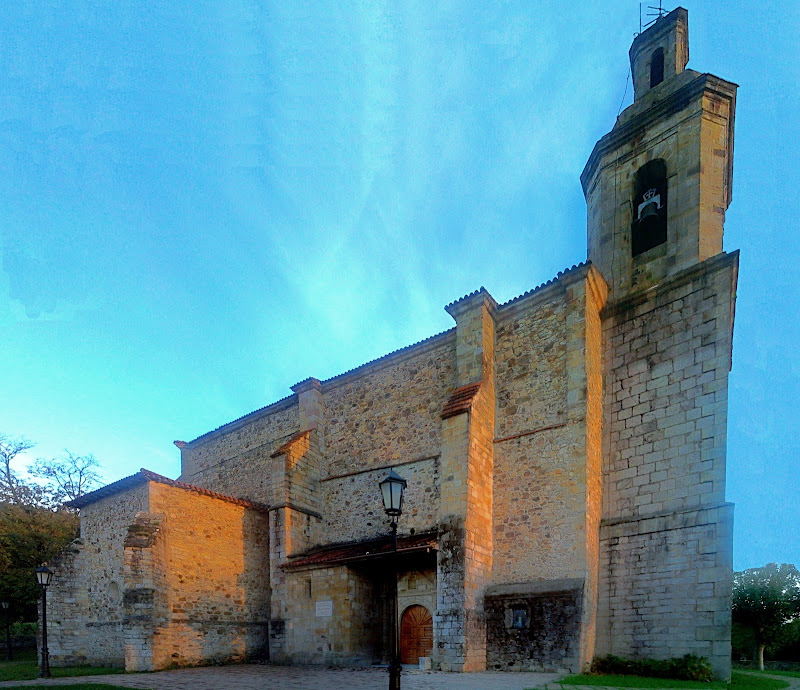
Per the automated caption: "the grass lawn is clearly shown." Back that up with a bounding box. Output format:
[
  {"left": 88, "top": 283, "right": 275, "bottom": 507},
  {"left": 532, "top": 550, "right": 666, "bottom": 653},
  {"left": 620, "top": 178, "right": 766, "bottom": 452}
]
[
  {"left": 758, "top": 670, "right": 800, "bottom": 678},
  {"left": 0, "top": 649, "right": 123, "bottom": 682},
  {"left": 555, "top": 671, "right": 790, "bottom": 688}
]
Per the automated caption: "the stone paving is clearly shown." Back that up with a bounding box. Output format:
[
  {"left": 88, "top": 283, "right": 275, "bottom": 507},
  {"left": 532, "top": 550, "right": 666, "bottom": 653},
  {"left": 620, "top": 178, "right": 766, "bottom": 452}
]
[
  {"left": 0, "top": 664, "right": 561, "bottom": 690},
  {"left": 5, "top": 666, "right": 799, "bottom": 690}
]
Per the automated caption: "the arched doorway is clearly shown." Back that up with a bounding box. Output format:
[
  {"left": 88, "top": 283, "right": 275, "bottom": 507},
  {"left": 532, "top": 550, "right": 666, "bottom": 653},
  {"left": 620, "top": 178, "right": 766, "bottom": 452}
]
[{"left": 400, "top": 604, "right": 433, "bottom": 664}]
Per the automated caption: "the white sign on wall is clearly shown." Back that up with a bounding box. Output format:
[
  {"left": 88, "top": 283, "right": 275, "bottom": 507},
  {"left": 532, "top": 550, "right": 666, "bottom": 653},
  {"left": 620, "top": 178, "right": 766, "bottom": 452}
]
[{"left": 315, "top": 600, "right": 333, "bottom": 618}]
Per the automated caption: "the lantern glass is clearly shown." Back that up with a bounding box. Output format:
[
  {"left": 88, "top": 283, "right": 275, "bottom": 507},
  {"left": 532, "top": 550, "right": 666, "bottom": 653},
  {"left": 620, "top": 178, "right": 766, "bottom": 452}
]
[
  {"left": 0, "top": 602, "right": 7, "bottom": 610},
  {"left": 379, "top": 470, "right": 407, "bottom": 516},
  {"left": 35, "top": 567, "right": 53, "bottom": 588}
]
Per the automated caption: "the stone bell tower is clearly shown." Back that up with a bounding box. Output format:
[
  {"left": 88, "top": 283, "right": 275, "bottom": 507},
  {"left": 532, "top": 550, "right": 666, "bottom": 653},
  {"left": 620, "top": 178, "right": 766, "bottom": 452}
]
[
  {"left": 583, "top": 8, "right": 739, "bottom": 680},
  {"left": 581, "top": 7, "right": 737, "bottom": 300}
]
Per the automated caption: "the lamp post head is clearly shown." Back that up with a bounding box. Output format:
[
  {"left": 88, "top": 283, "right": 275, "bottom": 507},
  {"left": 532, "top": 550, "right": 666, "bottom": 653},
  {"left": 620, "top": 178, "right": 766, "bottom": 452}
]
[
  {"left": 0, "top": 602, "right": 7, "bottom": 610},
  {"left": 379, "top": 469, "right": 407, "bottom": 518},
  {"left": 35, "top": 567, "right": 53, "bottom": 588}
]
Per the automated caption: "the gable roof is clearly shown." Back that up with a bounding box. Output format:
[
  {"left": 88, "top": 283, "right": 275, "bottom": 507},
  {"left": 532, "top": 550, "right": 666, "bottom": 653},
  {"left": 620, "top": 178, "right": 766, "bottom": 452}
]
[{"left": 66, "top": 468, "right": 269, "bottom": 512}]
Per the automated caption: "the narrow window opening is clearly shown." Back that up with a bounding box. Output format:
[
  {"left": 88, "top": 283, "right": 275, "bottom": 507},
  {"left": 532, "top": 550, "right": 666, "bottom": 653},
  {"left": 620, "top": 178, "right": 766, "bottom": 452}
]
[
  {"left": 650, "top": 48, "right": 664, "bottom": 88},
  {"left": 631, "top": 159, "right": 668, "bottom": 256}
]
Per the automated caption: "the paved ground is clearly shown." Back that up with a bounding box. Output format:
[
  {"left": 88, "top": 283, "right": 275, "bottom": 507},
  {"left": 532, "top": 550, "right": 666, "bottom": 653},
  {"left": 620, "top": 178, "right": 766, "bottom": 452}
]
[
  {"left": 0, "top": 664, "right": 561, "bottom": 690},
  {"left": 5, "top": 666, "right": 799, "bottom": 690}
]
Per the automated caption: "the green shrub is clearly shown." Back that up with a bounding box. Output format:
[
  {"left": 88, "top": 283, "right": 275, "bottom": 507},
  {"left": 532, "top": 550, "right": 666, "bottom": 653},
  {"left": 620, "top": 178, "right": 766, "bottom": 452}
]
[
  {"left": 590, "top": 654, "right": 714, "bottom": 682},
  {"left": 10, "top": 621, "right": 36, "bottom": 642}
]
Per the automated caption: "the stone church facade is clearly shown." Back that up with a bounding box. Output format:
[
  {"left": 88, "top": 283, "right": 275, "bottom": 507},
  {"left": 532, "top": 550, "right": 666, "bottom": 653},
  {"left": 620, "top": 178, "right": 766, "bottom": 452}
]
[{"left": 46, "top": 8, "right": 738, "bottom": 679}]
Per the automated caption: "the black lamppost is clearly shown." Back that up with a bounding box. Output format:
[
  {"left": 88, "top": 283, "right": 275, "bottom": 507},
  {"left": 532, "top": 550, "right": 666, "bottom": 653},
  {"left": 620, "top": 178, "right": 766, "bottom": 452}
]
[
  {"left": 35, "top": 567, "right": 53, "bottom": 678},
  {"left": 1, "top": 601, "right": 10, "bottom": 661},
  {"left": 379, "top": 469, "right": 407, "bottom": 690}
]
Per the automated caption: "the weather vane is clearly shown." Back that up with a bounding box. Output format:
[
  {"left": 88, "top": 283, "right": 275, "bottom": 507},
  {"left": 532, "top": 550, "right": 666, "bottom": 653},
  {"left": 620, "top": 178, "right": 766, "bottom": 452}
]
[{"left": 637, "top": 2, "right": 668, "bottom": 35}]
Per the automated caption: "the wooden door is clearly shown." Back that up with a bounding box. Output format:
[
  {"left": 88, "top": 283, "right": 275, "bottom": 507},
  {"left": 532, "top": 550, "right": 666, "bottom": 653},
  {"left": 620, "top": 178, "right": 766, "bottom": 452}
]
[{"left": 400, "top": 604, "right": 433, "bottom": 664}]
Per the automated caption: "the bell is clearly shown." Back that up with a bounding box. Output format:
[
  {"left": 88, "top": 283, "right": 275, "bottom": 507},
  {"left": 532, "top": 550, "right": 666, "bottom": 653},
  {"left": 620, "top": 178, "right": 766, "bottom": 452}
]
[{"left": 639, "top": 200, "right": 659, "bottom": 221}]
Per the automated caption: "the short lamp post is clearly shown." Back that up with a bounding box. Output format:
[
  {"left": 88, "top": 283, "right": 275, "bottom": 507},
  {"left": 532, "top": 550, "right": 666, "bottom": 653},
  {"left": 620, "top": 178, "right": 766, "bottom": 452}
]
[
  {"left": 379, "top": 469, "right": 407, "bottom": 690},
  {"left": 35, "top": 567, "right": 53, "bottom": 678},
  {"left": 1, "top": 601, "right": 10, "bottom": 661}
]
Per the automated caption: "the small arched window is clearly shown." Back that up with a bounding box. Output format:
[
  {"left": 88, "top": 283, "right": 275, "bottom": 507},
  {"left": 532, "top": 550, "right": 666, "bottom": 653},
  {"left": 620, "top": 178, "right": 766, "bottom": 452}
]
[
  {"left": 650, "top": 48, "right": 665, "bottom": 88},
  {"left": 631, "top": 159, "right": 667, "bottom": 256}
]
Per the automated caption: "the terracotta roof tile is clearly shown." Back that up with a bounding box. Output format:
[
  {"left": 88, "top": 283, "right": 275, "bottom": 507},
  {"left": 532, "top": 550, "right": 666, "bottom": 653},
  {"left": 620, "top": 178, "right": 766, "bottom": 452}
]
[
  {"left": 66, "top": 469, "right": 269, "bottom": 512},
  {"left": 441, "top": 382, "right": 482, "bottom": 420},
  {"left": 284, "top": 531, "right": 437, "bottom": 570}
]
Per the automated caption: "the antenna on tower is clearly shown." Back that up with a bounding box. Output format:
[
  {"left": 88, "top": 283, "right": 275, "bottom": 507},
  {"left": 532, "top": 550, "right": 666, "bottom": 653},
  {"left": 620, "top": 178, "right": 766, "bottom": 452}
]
[{"left": 636, "top": 2, "right": 669, "bottom": 36}]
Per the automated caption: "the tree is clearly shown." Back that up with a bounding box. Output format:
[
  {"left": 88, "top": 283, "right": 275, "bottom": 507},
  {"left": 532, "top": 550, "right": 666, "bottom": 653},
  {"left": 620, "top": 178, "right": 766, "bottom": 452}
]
[
  {"left": 0, "top": 503, "right": 78, "bottom": 616},
  {"left": 29, "top": 451, "right": 101, "bottom": 504},
  {"left": 732, "top": 563, "right": 800, "bottom": 670},
  {"left": 0, "top": 434, "right": 42, "bottom": 506},
  {"left": 0, "top": 433, "right": 102, "bottom": 619}
]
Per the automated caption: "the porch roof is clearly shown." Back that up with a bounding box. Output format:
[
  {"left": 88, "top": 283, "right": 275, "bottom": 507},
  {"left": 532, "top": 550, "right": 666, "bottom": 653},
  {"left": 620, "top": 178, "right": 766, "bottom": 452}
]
[{"left": 283, "top": 531, "right": 438, "bottom": 571}]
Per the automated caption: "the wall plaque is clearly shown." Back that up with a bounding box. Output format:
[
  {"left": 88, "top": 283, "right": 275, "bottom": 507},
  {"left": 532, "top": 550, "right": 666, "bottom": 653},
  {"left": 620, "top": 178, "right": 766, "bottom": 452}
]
[{"left": 315, "top": 600, "right": 333, "bottom": 618}]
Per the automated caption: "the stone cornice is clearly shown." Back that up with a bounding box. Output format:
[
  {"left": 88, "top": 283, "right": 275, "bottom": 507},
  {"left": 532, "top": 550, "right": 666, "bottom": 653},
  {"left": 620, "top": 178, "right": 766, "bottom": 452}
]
[
  {"left": 290, "top": 377, "right": 322, "bottom": 395},
  {"left": 601, "top": 250, "right": 739, "bottom": 321},
  {"left": 581, "top": 71, "right": 738, "bottom": 197},
  {"left": 444, "top": 287, "right": 499, "bottom": 321}
]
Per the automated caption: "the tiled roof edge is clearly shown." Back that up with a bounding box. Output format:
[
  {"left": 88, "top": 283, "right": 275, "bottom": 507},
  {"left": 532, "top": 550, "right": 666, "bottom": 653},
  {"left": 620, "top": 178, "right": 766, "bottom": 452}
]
[
  {"left": 441, "top": 382, "right": 482, "bottom": 420},
  {"left": 185, "top": 393, "right": 297, "bottom": 448},
  {"left": 320, "top": 328, "right": 456, "bottom": 389},
  {"left": 498, "top": 261, "right": 592, "bottom": 310},
  {"left": 67, "top": 469, "right": 270, "bottom": 513},
  {"left": 140, "top": 469, "right": 270, "bottom": 511},
  {"left": 66, "top": 472, "right": 148, "bottom": 509}
]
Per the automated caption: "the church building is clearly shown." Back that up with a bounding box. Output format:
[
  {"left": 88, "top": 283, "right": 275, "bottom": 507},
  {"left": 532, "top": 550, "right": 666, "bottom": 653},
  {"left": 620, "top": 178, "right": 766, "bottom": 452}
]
[{"left": 46, "top": 8, "right": 738, "bottom": 679}]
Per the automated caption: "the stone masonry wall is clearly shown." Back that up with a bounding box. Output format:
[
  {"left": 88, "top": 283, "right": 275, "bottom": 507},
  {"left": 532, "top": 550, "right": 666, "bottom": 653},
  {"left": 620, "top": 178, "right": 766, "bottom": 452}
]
[
  {"left": 492, "top": 289, "right": 569, "bottom": 584},
  {"left": 321, "top": 458, "right": 439, "bottom": 544},
  {"left": 147, "top": 483, "right": 271, "bottom": 668},
  {"left": 180, "top": 401, "right": 299, "bottom": 504},
  {"left": 599, "top": 504, "right": 733, "bottom": 670},
  {"left": 323, "top": 334, "right": 454, "bottom": 477},
  {"left": 123, "top": 511, "right": 167, "bottom": 671},
  {"left": 436, "top": 292, "right": 495, "bottom": 672},
  {"left": 597, "top": 253, "right": 737, "bottom": 678},
  {"left": 47, "top": 485, "right": 149, "bottom": 667},
  {"left": 485, "top": 587, "right": 583, "bottom": 671},
  {"left": 494, "top": 291, "right": 567, "bottom": 439},
  {"left": 274, "top": 565, "right": 382, "bottom": 666}
]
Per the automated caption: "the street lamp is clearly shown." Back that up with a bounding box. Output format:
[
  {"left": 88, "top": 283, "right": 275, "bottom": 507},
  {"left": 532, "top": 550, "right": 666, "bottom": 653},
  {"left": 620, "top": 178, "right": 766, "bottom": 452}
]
[
  {"left": 35, "top": 567, "right": 53, "bottom": 678},
  {"left": 1, "top": 601, "right": 10, "bottom": 661},
  {"left": 378, "top": 469, "right": 407, "bottom": 690}
]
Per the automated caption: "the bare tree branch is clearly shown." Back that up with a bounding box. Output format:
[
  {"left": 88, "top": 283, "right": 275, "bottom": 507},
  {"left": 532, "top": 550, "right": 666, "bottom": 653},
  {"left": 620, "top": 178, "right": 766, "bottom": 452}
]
[
  {"left": 0, "top": 434, "right": 36, "bottom": 505},
  {"left": 29, "top": 451, "right": 102, "bottom": 503}
]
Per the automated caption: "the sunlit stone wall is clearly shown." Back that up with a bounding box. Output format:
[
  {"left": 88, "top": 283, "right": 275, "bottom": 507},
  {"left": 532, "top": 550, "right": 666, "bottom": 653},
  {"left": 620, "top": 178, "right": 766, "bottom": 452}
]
[
  {"left": 143, "top": 482, "right": 271, "bottom": 669},
  {"left": 46, "top": 480, "right": 270, "bottom": 672}
]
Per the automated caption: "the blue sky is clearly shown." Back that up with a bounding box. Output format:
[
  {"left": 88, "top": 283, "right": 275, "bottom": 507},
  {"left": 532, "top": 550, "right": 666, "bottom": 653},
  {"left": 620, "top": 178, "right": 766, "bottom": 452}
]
[{"left": 0, "top": 2, "right": 797, "bottom": 572}]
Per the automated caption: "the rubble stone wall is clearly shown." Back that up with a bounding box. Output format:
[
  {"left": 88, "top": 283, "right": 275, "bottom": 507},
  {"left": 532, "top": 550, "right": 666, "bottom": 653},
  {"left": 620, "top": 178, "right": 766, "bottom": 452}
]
[
  {"left": 179, "top": 401, "right": 299, "bottom": 504},
  {"left": 492, "top": 289, "right": 571, "bottom": 584},
  {"left": 46, "top": 485, "right": 149, "bottom": 667},
  {"left": 323, "top": 333, "right": 455, "bottom": 477}
]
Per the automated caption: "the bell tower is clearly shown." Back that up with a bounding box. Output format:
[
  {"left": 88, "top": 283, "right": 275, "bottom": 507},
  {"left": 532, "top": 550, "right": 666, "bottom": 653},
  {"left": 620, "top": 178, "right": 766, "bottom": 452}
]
[{"left": 581, "top": 7, "right": 737, "bottom": 300}]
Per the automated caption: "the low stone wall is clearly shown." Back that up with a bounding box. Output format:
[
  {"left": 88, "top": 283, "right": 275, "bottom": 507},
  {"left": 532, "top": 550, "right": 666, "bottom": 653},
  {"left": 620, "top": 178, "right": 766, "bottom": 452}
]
[{"left": 485, "top": 579, "right": 584, "bottom": 672}]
